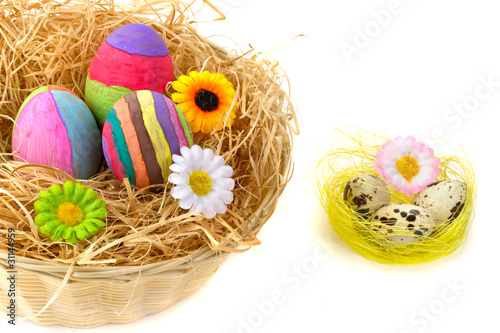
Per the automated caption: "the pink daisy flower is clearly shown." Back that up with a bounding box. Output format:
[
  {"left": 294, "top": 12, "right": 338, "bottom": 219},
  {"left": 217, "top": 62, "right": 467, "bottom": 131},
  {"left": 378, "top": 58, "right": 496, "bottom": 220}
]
[{"left": 373, "top": 136, "right": 441, "bottom": 197}]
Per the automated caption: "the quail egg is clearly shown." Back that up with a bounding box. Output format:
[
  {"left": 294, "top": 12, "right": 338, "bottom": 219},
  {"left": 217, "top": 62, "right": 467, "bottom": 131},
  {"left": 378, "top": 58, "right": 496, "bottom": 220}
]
[
  {"left": 371, "top": 204, "right": 436, "bottom": 244},
  {"left": 412, "top": 180, "right": 467, "bottom": 226},
  {"left": 343, "top": 173, "right": 390, "bottom": 215}
]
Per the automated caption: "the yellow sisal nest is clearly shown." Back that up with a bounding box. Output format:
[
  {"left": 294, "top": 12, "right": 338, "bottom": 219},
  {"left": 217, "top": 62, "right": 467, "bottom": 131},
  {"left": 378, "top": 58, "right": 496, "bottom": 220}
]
[{"left": 315, "top": 133, "right": 476, "bottom": 265}]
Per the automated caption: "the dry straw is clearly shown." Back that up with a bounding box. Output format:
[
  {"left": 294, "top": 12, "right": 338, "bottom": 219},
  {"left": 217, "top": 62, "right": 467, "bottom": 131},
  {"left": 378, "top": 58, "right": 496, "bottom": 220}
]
[
  {"left": 0, "top": 0, "right": 298, "bottom": 327},
  {"left": 315, "top": 132, "right": 476, "bottom": 265}
]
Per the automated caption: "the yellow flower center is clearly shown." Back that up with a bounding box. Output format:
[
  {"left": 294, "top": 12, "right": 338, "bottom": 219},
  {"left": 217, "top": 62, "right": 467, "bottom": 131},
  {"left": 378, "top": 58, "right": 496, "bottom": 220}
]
[
  {"left": 57, "top": 202, "right": 84, "bottom": 227},
  {"left": 395, "top": 156, "right": 420, "bottom": 182},
  {"left": 189, "top": 171, "right": 213, "bottom": 196}
]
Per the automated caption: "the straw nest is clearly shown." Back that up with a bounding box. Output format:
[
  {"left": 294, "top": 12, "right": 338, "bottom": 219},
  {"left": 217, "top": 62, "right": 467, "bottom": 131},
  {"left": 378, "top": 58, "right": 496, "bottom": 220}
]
[
  {"left": 0, "top": 0, "right": 298, "bottom": 266},
  {"left": 315, "top": 133, "right": 476, "bottom": 265}
]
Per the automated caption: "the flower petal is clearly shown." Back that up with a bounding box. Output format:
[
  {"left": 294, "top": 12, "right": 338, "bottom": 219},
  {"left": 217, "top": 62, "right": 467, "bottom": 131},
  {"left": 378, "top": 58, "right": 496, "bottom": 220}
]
[
  {"left": 210, "top": 165, "right": 233, "bottom": 179},
  {"left": 169, "top": 163, "right": 186, "bottom": 174},
  {"left": 217, "top": 189, "right": 234, "bottom": 204},
  {"left": 83, "top": 199, "right": 105, "bottom": 214},
  {"left": 179, "top": 192, "right": 197, "bottom": 210},
  {"left": 190, "top": 115, "right": 202, "bottom": 133},
  {"left": 82, "top": 222, "right": 99, "bottom": 235},
  {"left": 72, "top": 183, "right": 86, "bottom": 204},
  {"left": 84, "top": 208, "right": 107, "bottom": 219},
  {"left": 63, "top": 181, "right": 75, "bottom": 202},
  {"left": 49, "top": 184, "right": 63, "bottom": 196},
  {"left": 214, "top": 177, "right": 235, "bottom": 191},
  {"left": 201, "top": 198, "right": 216, "bottom": 219},
  {"left": 208, "top": 192, "right": 229, "bottom": 214},
  {"left": 180, "top": 145, "right": 193, "bottom": 160},
  {"left": 168, "top": 172, "right": 188, "bottom": 186},
  {"left": 44, "top": 220, "right": 61, "bottom": 233},
  {"left": 75, "top": 224, "right": 90, "bottom": 240},
  {"left": 171, "top": 184, "right": 191, "bottom": 199},
  {"left": 172, "top": 81, "right": 190, "bottom": 93},
  {"left": 409, "top": 182, "right": 424, "bottom": 196},
  {"left": 191, "top": 145, "right": 203, "bottom": 162},
  {"left": 178, "top": 74, "right": 196, "bottom": 88},
  {"left": 84, "top": 218, "right": 106, "bottom": 229},
  {"left": 34, "top": 212, "right": 57, "bottom": 227},
  {"left": 171, "top": 92, "right": 188, "bottom": 103},
  {"left": 201, "top": 118, "right": 213, "bottom": 134},
  {"left": 79, "top": 188, "right": 98, "bottom": 208},
  {"left": 63, "top": 227, "right": 78, "bottom": 244},
  {"left": 190, "top": 200, "right": 204, "bottom": 216},
  {"left": 34, "top": 201, "right": 54, "bottom": 214},
  {"left": 172, "top": 153, "right": 185, "bottom": 164},
  {"left": 51, "top": 225, "right": 66, "bottom": 241}
]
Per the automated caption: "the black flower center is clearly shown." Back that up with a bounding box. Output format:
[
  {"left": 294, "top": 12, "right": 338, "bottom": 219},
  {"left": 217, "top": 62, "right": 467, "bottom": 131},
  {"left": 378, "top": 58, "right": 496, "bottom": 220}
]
[{"left": 195, "top": 89, "right": 219, "bottom": 112}]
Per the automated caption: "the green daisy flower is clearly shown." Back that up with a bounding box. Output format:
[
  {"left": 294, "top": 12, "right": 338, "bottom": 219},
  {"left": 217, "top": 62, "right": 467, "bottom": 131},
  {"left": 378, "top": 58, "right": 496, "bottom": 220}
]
[{"left": 34, "top": 181, "right": 107, "bottom": 244}]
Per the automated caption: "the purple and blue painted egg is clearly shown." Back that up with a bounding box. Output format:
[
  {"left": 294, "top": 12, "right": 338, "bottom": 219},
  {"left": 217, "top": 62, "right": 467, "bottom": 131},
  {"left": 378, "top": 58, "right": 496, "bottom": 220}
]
[
  {"left": 12, "top": 86, "right": 102, "bottom": 179},
  {"left": 102, "top": 90, "right": 193, "bottom": 189}
]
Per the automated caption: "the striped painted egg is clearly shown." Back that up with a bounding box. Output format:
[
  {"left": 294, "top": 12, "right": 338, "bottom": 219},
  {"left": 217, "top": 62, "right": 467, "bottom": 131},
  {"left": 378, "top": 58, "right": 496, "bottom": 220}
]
[
  {"left": 102, "top": 90, "right": 193, "bottom": 189},
  {"left": 85, "top": 23, "right": 174, "bottom": 126},
  {"left": 12, "top": 86, "right": 102, "bottom": 179}
]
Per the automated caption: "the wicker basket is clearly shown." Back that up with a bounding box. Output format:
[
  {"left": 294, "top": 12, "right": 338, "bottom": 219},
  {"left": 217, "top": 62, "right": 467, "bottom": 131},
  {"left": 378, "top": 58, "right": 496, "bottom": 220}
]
[
  {"left": 0, "top": 0, "right": 296, "bottom": 327},
  {"left": 0, "top": 248, "right": 226, "bottom": 327},
  {"left": 0, "top": 168, "right": 290, "bottom": 328}
]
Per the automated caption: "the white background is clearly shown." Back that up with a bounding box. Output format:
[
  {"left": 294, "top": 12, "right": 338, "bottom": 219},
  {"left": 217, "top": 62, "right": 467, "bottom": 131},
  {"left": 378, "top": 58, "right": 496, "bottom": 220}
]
[{"left": 4, "top": 0, "right": 500, "bottom": 332}]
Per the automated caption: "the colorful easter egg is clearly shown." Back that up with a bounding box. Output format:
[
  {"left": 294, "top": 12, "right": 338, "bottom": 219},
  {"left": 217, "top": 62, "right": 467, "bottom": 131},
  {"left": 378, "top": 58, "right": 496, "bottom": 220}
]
[
  {"left": 102, "top": 90, "right": 193, "bottom": 189},
  {"left": 12, "top": 86, "right": 102, "bottom": 179},
  {"left": 85, "top": 23, "right": 175, "bottom": 126}
]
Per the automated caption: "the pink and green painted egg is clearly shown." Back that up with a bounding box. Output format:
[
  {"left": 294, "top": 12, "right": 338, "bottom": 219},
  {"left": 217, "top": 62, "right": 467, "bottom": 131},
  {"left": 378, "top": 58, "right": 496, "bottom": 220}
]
[
  {"left": 102, "top": 90, "right": 193, "bottom": 189},
  {"left": 85, "top": 23, "right": 175, "bottom": 126},
  {"left": 12, "top": 85, "right": 102, "bottom": 179}
]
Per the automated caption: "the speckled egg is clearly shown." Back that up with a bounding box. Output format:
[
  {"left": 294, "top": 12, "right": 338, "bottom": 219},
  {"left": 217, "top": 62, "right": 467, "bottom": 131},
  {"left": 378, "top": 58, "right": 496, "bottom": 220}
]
[
  {"left": 102, "top": 90, "right": 193, "bottom": 189},
  {"left": 412, "top": 180, "right": 467, "bottom": 226},
  {"left": 85, "top": 23, "right": 174, "bottom": 126},
  {"left": 371, "top": 204, "right": 436, "bottom": 244},
  {"left": 343, "top": 173, "right": 390, "bottom": 215},
  {"left": 12, "top": 85, "right": 102, "bottom": 179}
]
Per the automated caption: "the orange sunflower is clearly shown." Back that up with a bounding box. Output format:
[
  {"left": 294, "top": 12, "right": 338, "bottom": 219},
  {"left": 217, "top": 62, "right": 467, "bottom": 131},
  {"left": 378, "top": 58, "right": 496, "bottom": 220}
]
[{"left": 172, "top": 71, "right": 238, "bottom": 134}]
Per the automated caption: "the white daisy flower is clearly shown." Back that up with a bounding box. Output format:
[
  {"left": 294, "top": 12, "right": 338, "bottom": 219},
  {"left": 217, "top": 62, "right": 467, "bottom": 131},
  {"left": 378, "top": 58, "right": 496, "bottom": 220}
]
[{"left": 168, "top": 145, "right": 234, "bottom": 218}]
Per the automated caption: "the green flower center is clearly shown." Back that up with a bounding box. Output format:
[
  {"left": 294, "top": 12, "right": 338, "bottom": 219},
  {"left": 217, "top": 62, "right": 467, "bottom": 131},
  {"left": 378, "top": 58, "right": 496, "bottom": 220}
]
[
  {"left": 189, "top": 171, "right": 213, "bottom": 196},
  {"left": 57, "top": 202, "right": 84, "bottom": 227},
  {"left": 195, "top": 89, "right": 219, "bottom": 112}
]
